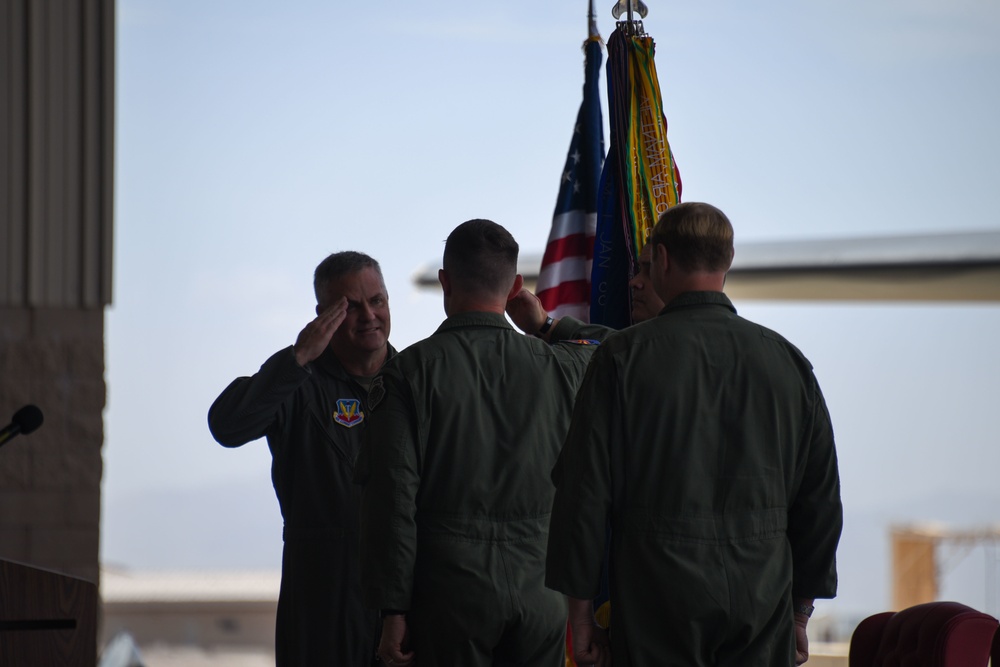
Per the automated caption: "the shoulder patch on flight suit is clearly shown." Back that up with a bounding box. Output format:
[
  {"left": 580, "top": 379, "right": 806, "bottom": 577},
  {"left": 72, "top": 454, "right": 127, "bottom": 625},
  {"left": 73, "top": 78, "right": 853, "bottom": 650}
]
[
  {"left": 333, "top": 398, "right": 365, "bottom": 428},
  {"left": 368, "top": 375, "right": 385, "bottom": 413},
  {"left": 562, "top": 339, "right": 602, "bottom": 346}
]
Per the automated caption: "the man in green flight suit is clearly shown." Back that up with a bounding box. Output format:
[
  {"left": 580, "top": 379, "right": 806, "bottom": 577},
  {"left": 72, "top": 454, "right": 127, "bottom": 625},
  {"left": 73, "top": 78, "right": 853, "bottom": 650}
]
[
  {"left": 356, "top": 219, "right": 610, "bottom": 667},
  {"left": 547, "top": 202, "right": 843, "bottom": 667},
  {"left": 208, "top": 251, "right": 392, "bottom": 666}
]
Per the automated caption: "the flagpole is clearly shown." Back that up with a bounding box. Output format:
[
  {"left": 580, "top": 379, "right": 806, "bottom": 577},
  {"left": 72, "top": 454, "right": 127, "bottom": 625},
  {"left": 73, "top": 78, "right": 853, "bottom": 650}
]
[{"left": 537, "top": 0, "right": 605, "bottom": 323}]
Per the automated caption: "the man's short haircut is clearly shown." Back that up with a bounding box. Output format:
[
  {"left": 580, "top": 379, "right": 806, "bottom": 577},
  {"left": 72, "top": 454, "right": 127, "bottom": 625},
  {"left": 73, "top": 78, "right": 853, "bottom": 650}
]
[
  {"left": 650, "top": 202, "right": 734, "bottom": 272},
  {"left": 443, "top": 219, "right": 519, "bottom": 296},
  {"left": 313, "top": 251, "right": 384, "bottom": 303}
]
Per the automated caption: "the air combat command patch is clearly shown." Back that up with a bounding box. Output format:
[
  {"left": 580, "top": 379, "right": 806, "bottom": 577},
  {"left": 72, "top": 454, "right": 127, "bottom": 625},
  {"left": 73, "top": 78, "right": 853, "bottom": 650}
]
[{"left": 333, "top": 398, "right": 364, "bottom": 428}]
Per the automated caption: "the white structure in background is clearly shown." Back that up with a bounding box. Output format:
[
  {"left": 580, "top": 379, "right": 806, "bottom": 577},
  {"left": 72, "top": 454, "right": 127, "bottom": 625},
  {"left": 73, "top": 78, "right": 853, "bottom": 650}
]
[
  {"left": 98, "top": 632, "right": 145, "bottom": 667},
  {"left": 101, "top": 568, "right": 280, "bottom": 667}
]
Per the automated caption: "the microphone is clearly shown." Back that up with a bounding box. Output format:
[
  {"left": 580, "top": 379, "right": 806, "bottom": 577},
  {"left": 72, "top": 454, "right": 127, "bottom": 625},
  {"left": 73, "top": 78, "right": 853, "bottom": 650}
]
[{"left": 0, "top": 405, "right": 45, "bottom": 448}]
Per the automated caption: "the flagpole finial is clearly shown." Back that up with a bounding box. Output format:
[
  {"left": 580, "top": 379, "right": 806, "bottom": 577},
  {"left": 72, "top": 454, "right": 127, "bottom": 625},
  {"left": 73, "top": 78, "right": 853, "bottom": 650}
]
[
  {"left": 611, "top": 0, "right": 648, "bottom": 21},
  {"left": 588, "top": 0, "right": 599, "bottom": 38},
  {"left": 611, "top": 0, "right": 648, "bottom": 36}
]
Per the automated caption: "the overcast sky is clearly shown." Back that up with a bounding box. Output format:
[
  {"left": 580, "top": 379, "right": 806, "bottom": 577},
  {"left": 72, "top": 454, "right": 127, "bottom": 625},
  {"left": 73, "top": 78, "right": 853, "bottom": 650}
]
[{"left": 103, "top": 0, "right": 1000, "bottom": 618}]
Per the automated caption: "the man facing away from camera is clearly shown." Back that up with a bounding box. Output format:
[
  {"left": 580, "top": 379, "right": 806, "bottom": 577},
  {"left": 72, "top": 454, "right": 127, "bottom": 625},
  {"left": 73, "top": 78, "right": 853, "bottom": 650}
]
[
  {"left": 546, "top": 202, "right": 843, "bottom": 667},
  {"left": 356, "top": 219, "right": 612, "bottom": 667}
]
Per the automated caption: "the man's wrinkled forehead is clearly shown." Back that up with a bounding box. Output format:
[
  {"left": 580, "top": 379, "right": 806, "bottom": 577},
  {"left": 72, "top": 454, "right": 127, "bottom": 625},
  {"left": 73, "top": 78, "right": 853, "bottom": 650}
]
[{"left": 321, "top": 267, "right": 386, "bottom": 302}]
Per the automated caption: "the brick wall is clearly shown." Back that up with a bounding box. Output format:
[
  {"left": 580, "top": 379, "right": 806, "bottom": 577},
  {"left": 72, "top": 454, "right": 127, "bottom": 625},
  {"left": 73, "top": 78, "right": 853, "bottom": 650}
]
[{"left": 0, "top": 307, "right": 105, "bottom": 584}]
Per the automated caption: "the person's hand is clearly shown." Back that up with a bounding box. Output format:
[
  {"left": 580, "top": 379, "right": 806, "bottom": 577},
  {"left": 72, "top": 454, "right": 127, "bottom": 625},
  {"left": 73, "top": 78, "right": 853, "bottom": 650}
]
[
  {"left": 293, "top": 297, "right": 347, "bottom": 367},
  {"left": 571, "top": 622, "right": 611, "bottom": 667},
  {"left": 794, "top": 614, "right": 809, "bottom": 665},
  {"left": 376, "top": 614, "right": 414, "bottom": 667},
  {"left": 568, "top": 596, "right": 611, "bottom": 667},
  {"left": 505, "top": 288, "right": 548, "bottom": 335}
]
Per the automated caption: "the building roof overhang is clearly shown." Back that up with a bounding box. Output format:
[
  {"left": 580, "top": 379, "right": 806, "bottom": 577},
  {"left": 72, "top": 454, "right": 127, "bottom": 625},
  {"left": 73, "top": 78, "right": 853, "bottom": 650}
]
[{"left": 412, "top": 230, "right": 1000, "bottom": 302}]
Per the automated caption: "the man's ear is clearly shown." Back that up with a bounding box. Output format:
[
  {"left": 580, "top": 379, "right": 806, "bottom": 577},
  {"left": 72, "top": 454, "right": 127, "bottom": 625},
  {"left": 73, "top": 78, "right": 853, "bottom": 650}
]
[
  {"left": 438, "top": 268, "right": 451, "bottom": 296},
  {"left": 654, "top": 242, "right": 670, "bottom": 274},
  {"left": 506, "top": 274, "right": 524, "bottom": 302}
]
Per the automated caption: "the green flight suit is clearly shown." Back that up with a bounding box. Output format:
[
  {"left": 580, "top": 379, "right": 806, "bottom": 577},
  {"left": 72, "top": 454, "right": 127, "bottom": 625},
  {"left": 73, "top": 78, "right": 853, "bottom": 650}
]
[
  {"left": 356, "top": 312, "right": 605, "bottom": 666},
  {"left": 546, "top": 292, "right": 843, "bottom": 667},
  {"left": 209, "top": 344, "right": 395, "bottom": 667}
]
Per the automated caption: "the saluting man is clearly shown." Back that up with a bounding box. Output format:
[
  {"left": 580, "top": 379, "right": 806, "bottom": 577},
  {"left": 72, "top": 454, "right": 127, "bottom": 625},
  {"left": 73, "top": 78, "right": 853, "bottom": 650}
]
[{"left": 209, "top": 251, "right": 393, "bottom": 667}]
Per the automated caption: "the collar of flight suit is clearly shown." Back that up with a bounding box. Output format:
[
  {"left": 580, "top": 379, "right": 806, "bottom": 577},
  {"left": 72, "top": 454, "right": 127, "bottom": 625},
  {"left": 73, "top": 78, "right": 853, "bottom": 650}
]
[
  {"left": 658, "top": 290, "right": 737, "bottom": 317},
  {"left": 433, "top": 311, "right": 513, "bottom": 335},
  {"left": 311, "top": 342, "right": 398, "bottom": 381}
]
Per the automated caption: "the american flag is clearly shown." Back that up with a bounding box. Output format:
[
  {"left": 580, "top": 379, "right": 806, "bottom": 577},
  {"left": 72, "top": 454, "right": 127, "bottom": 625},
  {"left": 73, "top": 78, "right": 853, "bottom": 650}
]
[{"left": 536, "top": 24, "right": 605, "bottom": 322}]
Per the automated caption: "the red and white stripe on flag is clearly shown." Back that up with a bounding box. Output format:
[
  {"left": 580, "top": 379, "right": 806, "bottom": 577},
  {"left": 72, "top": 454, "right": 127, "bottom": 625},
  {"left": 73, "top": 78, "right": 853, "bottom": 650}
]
[{"left": 536, "top": 209, "right": 596, "bottom": 322}]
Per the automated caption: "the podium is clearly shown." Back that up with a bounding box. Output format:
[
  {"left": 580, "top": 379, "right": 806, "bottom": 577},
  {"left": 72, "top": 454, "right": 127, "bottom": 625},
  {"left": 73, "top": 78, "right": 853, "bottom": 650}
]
[{"left": 0, "top": 559, "right": 98, "bottom": 666}]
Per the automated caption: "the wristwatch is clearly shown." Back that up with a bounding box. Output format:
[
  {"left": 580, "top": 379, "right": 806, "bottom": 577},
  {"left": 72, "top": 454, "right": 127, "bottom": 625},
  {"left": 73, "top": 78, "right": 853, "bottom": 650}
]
[
  {"left": 794, "top": 602, "right": 815, "bottom": 618},
  {"left": 536, "top": 316, "right": 554, "bottom": 336}
]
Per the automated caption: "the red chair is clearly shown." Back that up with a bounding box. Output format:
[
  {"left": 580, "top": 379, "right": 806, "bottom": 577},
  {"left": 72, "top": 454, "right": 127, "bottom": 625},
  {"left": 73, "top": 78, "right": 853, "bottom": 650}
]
[{"left": 849, "top": 601, "right": 999, "bottom": 667}]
